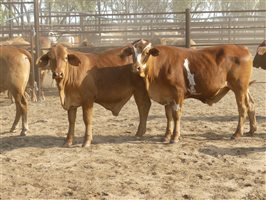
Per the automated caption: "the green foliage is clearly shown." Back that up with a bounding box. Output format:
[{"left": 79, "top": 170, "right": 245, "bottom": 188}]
[
  {"left": 42, "top": 0, "right": 96, "bottom": 13},
  {"left": 0, "top": 5, "right": 10, "bottom": 24}
]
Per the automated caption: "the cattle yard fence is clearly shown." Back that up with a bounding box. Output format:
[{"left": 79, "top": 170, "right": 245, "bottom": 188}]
[{"left": 1, "top": 1, "right": 265, "bottom": 99}]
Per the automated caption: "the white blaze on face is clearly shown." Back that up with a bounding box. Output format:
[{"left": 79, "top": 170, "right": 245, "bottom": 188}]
[
  {"left": 183, "top": 58, "right": 196, "bottom": 94},
  {"left": 133, "top": 42, "right": 152, "bottom": 71}
]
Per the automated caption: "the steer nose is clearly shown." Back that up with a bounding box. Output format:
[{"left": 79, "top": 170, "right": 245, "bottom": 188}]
[
  {"left": 131, "top": 63, "right": 140, "bottom": 73},
  {"left": 52, "top": 72, "right": 64, "bottom": 79}
]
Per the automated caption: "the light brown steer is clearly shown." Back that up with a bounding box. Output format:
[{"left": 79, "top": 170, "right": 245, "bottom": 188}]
[
  {"left": 37, "top": 44, "right": 150, "bottom": 147},
  {"left": 121, "top": 39, "right": 257, "bottom": 143},
  {"left": 0, "top": 46, "right": 31, "bottom": 135}
]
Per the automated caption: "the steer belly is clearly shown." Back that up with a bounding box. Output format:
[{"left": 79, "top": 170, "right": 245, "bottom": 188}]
[
  {"left": 147, "top": 80, "right": 174, "bottom": 105},
  {"left": 96, "top": 93, "right": 132, "bottom": 116},
  {"left": 97, "top": 95, "right": 132, "bottom": 116},
  {"left": 96, "top": 89, "right": 133, "bottom": 116}
]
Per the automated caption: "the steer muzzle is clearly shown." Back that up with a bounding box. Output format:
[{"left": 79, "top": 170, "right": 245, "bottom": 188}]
[
  {"left": 131, "top": 63, "right": 140, "bottom": 73},
  {"left": 132, "top": 63, "right": 145, "bottom": 77},
  {"left": 52, "top": 72, "right": 64, "bottom": 79}
]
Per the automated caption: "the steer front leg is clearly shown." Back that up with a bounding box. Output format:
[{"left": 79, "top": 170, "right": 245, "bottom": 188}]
[
  {"left": 170, "top": 93, "right": 184, "bottom": 143},
  {"left": 133, "top": 88, "right": 151, "bottom": 137},
  {"left": 164, "top": 104, "right": 173, "bottom": 143},
  {"left": 64, "top": 107, "right": 77, "bottom": 147},
  {"left": 82, "top": 101, "right": 94, "bottom": 147}
]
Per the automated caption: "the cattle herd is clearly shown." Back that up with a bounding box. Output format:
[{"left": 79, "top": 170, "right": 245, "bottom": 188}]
[{"left": 0, "top": 38, "right": 265, "bottom": 147}]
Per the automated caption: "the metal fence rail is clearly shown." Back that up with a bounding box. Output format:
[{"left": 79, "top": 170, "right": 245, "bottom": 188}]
[
  {"left": 1, "top": 1, "right": 265, "bottom": 99},
  {"left": 1, "top": 1, "right": 265, "bottom": 49}
]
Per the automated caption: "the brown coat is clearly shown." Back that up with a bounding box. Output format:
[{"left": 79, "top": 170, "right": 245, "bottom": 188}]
[
  {"left": 37, "top": 44, "right": 150, "bottom": 147},
  {"left": 0, "top": 46, "right": 32, "bottom": 135},
  {"left": 121, "top": 39, "right": 257, "bottom": 142}
]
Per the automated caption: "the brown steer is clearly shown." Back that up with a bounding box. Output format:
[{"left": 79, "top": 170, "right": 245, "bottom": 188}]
[
  {"left": 253, "top": 40, "right": 266, "bottom": 70},
  {"left": 121, "top": 39, "right": 257, "bottom": 143},
  {"left": 0, "top": 46, "right": 31, "bottom": 135},
  {"left": 37, "top": 44, "right": 150, "bottom": 147}
]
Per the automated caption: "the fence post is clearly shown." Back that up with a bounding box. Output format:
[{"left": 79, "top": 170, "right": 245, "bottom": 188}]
[
  {"left": 8, "top": 2, "right": 12, "bottom": 38},
  {"left": 185, "top": 8, "right": 191, "bottom": 48},
  {"left": 34, "top": 0, "right": 41, "bottom": 101},
  {"left": 80, "top": 15, "right": 84, "bottom": 43},
  {"left": 30, "top": 27, "right": 37, "bottom": 102}
]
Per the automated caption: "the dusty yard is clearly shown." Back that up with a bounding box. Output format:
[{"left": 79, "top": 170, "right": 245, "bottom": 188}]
[{"left": 0, "top": 68, "right": 265, "bottom": 199}]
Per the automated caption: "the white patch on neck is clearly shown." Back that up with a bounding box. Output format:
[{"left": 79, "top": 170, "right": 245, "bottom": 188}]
[{"left": 183, "top": 58, "right": 196, "bottom": 94}]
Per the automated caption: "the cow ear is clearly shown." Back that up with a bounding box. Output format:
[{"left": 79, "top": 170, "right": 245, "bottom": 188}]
[
  {"left": 120, "top": 47, "right": 133, "bottom": 58},
  {"left": 149, "top": 48, "right": 159, "bottom": 57},
  {"left": 257, "top": 47, "right": 266, "bottom": 55},
  {"left": 36, "top": 53, "right": 50, "bottom": 68},
  {"left": 68, "top": 54, "right": 81, "bottom": 66}
]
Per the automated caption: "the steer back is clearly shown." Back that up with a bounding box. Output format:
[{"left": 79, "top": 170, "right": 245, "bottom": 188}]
[
  {"left": 121, "top": 40, "right": 253, "bottom": 104},
  {"left": 182, "top": 45, "right": 253, "bottom": 102},
  {"left": 37, "top": 44, "right": 148, "bottom": 115},
  {"left": 253, "top": 40, "right": 266, "bottom": 70},
  {"left": 0, "top": 46, "right": 31, "bottom": 93}
]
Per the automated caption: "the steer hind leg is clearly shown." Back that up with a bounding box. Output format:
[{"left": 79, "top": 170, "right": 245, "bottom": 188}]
[
  {"left": 82, "top": 101, "right": 94, "bottom": 147},
  {"left": 20, "top": 94, "right": 28, "bottom": 136},
  {"left": 170, "top": 96, "right": 184, "bottom": 144},
  {"left": 163, "top": 104, "right": 173, "bottom": 143},
  {"left": 10, "top": 101, "right": 21, "bottom": 133},
  {"left": 9, "top": 90, "right": 27, "bottom": 135},
  {"left": 231, "top": 90, "right": 248, "bottom": 139},
  {"left": 245, "top": 91, "right": 257, "bottom": 136}
]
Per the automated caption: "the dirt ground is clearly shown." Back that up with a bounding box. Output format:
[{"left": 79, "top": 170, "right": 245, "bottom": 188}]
[{"left": 0, "top": 68, "right": 265, "bottom": 200}]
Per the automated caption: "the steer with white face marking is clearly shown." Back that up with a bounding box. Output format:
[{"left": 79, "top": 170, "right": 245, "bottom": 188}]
[
  {"left": 253, "top": 40, "right": 266, "bottom": 70},
  {"left": 121, "top": 39, "right": 257, "bottom": 143}
]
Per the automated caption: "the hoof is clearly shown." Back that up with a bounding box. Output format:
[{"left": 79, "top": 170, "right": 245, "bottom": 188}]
[
  {"left": 20, "top": 128, "right": 28, "bottom": 136},
  {"left": 246, "top": 132, "right": 255, "bottom": 137},
  {"left": 170, "top": 139, "right": 179, "bottom": 144},
  {"left": 63, "top": 142, "right": 72, "bottom": 148},
  {"left": 162, "top": 137, "right": 171, "bottom": 143},
  {"left": 135, "top": 136, "right": 143, "bottom": 141},
  {"left": 20, "top": 132, "right": 27, "bottom": 136},
  {"left": 82, "top": 142, "right": 91, "bottom": 148},
  {"left": 135, "top": 133, "right": 144, "bottom": 137},
  {"left": 10, "top": 127, "right": 17, "bottom": 133},
  {"left": 230, "top": 134, "right": 241, "bottom": 140},
  {"left": 135, "top": 128, "right": 146, "bottom": 137},
  {"left": 246, "top": 128, "right": 256, "bottom": 137}
]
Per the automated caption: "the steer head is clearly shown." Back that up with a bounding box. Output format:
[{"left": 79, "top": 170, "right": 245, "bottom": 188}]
[
  {"left": 253, "top": 40, "right": 266, "bottom": 70},
  {"left": 120, "top": 39, "right": 159, "bottom": 77},
  {"left": 37, "top": 44, "right": 81, "bottom": 82}
]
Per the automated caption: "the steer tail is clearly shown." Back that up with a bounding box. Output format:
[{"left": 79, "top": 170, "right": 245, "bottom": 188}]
[
  {"left": 249, "top": 80, "right": 256, "bottom": 86},
  {"left": 17, "top": 48, "right": 32, "bottom": 66},
  {"left": 17, "top": 48, "right": 36, "bottom": 101}
]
